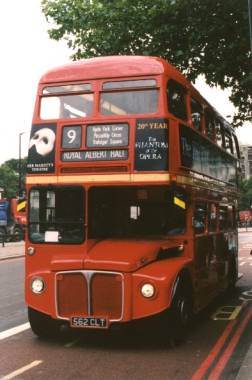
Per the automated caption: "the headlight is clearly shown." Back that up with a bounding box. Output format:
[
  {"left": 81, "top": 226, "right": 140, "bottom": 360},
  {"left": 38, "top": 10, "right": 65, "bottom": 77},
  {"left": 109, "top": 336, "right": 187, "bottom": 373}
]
[
  {"left": 31, "top": 277, "right": 45, "bottom": 294},
  {"left": 141, "top": 283, "right": 155, "bottom": 298}
]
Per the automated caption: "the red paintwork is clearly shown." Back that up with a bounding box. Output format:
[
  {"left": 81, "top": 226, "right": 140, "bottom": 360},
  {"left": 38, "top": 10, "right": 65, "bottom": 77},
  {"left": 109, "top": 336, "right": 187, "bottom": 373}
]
[
  {"left": 83, "top": 239, "right": 169, "bottom": 272},
  {"left": 40, "top": 56, "right": 184, "bottom": 85}
]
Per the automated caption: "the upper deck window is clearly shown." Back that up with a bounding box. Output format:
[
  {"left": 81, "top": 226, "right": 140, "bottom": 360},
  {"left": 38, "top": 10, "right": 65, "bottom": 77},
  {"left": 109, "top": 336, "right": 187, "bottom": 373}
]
[
  {"left": 205, "top": 110, "right": 215, "bottom": 141},
  {"left": 100, "top": 89, "right": 158, "bottom": 115},
  {"left": 232, "top": 134, "right": 240, "bottom": 158},
  {"left": 103, "top": 79, "right": 156, "bottom": 90},
  {"left": 223, "top": 128, "right": 233, "bottom": 154},
  {"left": 40, "top": 83, "right": 93, "bottom": 120},
  {"left": 167, "top": 80, "right": 187, "bottom": 120},
  {"left": 40, "top": 93, "right": 94, "bottom": 120},
  {"left": 42, "top": 83, "right": 92, "bottom": 94},
  {"left": 190, "top": 98, "right": 203, "bottom": 131},
  {"left": 215, "top": 119, "right": 224, "bottom": 148}
]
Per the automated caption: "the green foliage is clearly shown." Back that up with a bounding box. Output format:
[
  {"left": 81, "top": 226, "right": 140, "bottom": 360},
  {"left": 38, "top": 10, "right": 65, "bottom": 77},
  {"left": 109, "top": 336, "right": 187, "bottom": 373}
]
[
  {"left": 0, "top": 158, "right": 27, "bottom": 198},
  {"left": 239, "top": 177, "right": 252, "bottom": 210},
  {"left": 41, "top": 0, "right": 252, "bottom": 126}
]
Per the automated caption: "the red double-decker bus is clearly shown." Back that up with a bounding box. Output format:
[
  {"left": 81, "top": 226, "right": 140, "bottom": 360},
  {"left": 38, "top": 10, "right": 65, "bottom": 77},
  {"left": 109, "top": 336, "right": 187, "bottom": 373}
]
[{"left": 26, "top": 56, "right": 240, "bottom": 339}]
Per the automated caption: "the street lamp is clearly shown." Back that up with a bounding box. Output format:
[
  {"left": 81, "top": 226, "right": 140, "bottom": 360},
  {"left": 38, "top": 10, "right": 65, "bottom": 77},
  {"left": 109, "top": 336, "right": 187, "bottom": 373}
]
[{"left": 18, "top": 132, "right": 25, "bottom": 197}]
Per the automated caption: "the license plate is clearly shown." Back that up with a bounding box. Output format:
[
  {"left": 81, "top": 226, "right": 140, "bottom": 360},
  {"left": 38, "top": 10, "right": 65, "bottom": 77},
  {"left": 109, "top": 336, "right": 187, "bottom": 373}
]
[{"left": 70, "top": 316, "right": 108, "bottom": 329}]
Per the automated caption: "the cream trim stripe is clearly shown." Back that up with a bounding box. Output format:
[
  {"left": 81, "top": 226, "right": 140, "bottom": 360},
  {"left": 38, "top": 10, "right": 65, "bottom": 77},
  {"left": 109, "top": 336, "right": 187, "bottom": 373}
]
[{"left": 26, "top": 173, "right": 170, "bottom": 184}]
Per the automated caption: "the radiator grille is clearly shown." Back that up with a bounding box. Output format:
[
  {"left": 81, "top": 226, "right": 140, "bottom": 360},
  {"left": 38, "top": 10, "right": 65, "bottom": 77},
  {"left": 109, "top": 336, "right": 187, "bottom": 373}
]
[
  {"left": 91, "top": 273, "right": 122, "bottom": 320},
  {"left": 57, "top": 273, "right": 88, "bottom": 317},
  {"left": 56, "top": 271, "right": 123, "bottom": 321}
]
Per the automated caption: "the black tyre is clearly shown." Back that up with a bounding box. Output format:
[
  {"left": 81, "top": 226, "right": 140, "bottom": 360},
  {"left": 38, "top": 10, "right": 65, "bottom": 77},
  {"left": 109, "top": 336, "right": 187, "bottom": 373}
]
[
  {"left": 28, "top": 307, "right": 62, "bottom": 339},
  {"left": 169, "top": 278, "right": 193, "bottom": 343}
]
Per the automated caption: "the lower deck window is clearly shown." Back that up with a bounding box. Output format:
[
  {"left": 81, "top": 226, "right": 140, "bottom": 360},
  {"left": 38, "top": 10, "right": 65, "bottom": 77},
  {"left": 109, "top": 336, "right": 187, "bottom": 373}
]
[
  {"left": 29, "top": 186, "right": 85, "bottom": 244},
  {"left": 88, "top": 186, "right": 186, "bottom": 239}
]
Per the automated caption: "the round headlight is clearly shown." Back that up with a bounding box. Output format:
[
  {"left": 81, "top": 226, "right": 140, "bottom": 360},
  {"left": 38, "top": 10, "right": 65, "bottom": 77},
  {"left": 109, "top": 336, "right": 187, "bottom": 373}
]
[
  {"left": 31, "top": 277, "right": 45, "bottom": 294},
  {"left": 141, "top": 283, "right": 155, "bottom": 298}
]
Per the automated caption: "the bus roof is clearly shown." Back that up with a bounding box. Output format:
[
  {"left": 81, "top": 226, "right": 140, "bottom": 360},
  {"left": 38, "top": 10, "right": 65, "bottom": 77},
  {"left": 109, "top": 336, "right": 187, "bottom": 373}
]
[{"left": 39, "top": 55, "right": 186, "bottom": 84}]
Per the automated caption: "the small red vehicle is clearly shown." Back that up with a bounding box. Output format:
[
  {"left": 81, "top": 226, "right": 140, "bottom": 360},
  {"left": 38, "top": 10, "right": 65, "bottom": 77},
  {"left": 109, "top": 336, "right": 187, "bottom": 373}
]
[{"left": 25, "top": 56, "right": 240, "bottom": 339}]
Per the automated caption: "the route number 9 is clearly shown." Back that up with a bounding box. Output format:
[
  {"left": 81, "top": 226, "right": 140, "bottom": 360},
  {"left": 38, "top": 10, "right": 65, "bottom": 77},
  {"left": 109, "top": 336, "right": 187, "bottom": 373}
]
[
  {"left": 62, "top": 126, "right": 81, "bottom": 148},
  {"left": 67, "top": 129, "right": 76, "bottom": 144}
]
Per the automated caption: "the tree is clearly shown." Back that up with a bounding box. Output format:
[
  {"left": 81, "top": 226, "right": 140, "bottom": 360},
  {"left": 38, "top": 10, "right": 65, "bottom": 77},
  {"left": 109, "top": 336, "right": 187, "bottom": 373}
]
[
  {"left": 239, "top": 177, "right": 252, "bottom": 210},
  {"left": 0, "top": 159, "right": 27, "bottom": 198},
  {"left": 41, "top": 0, "right": 252, "bottom": 126}
]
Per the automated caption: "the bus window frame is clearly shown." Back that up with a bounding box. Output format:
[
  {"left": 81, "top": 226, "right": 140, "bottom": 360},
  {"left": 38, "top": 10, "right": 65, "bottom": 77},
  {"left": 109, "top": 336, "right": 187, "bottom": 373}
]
[
  {"left": 28, "top": 185, "right": 86, "bottom": 245},
  {"left": 193, "top": 201, "right": 207, "bottom": 235},
  {"left": 215, "top": 119, "right": 224, "bottom": 149},
  {"left": 99, "top": 85, "right": 160, "bottom": 116},
  {"left": 223, "top": 128, "right": 234, "bottom": 155},
  {"left": 190, "top": 97, "right": 203, "bottom": 132},
  {"left": 204, "top": 109, "right": 216, "bottom": 142},
  {"left": 39, "top": 89, "right": 95, "bottom": 120},
  {"left": 167, "top": 79, "right": 188, "bottom": 121}
]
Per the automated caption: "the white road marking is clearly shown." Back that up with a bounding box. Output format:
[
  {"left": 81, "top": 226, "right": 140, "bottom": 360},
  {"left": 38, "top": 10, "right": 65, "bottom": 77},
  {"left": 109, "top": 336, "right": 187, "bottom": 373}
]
[
  {"left": 1, "top": 360, "right": 42, "bottom": 380},
  {"left": 0, "top": 322, "right": 30, "bottom": 340}
]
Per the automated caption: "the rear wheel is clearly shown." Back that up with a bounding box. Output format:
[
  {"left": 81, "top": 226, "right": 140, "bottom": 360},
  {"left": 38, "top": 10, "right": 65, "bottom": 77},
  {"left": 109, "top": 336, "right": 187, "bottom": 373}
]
[{"left": 28, "top": 307, "right": 62, "bottom": 339}]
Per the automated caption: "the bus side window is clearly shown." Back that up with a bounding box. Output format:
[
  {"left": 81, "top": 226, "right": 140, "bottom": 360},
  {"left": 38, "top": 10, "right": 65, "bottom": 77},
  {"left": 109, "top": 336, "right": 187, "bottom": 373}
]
[
  {"left": 193, "top": 202, "right": 207, "bottom": 234},
  {"left": 219, "top": 206, "right": 228, "bottom": 231},
  {"left": 205, "top": 110, "right": 215, "bottom": 141},
  {"left": 223, "top": 129, "right": 233, "bottom": 154},
  {"left": 208, "top": 203, "right": 217, "bottom": 232},
  {"left": 232, "top": 134, "right": 240, "bottom": 158},
  {"left": 190, "top": 98, "right": 203, "bottom": 131},
  {"left": 215, "top": 119, "right": 224, "bottom": 148},
  {"left": 167, "top": 79, "right": 187, "bottom": 120}
]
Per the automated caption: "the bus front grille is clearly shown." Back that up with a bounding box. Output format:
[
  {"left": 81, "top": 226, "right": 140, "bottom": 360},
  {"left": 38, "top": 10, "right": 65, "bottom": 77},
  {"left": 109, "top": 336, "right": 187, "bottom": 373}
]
[{"left": 56, "top": 271, "right": 123, "bottom": 321}]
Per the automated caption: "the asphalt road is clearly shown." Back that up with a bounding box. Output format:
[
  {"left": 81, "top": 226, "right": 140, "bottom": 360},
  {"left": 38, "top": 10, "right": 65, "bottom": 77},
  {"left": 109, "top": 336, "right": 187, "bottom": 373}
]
[
  {"left": 0, "top": 232, "right": 251, "bottom": 380},
  {"left": 0, "top": 258, "right": 26, "bottom": 331}
]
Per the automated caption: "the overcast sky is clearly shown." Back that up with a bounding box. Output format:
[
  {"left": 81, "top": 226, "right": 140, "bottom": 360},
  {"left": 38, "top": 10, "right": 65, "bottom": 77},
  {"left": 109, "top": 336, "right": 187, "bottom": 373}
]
[{"left": 0, "top": 0, "right": 251, "bottom": 165}]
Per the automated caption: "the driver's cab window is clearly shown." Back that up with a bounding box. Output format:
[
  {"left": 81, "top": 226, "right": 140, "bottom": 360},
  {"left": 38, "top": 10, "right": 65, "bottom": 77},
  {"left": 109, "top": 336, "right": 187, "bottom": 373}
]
[{"left": 193, "top": 202, "right": 207, "bottom": 234}]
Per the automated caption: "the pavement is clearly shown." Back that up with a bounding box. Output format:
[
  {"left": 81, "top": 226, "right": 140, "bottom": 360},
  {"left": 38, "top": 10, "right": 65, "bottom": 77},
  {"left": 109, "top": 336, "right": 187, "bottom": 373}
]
[
  {"left": 0, "top": 241, "right": 25, "bottom": 260},
  {"left": 0, "top": 240, "right": 251, "bottom": 378}
]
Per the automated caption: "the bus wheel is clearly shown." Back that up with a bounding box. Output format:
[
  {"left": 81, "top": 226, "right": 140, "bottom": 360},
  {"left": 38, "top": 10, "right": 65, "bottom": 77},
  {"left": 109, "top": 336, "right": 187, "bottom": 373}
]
[
  {"left": 28, "top": 307, "right": 61, "bottom": 339},
  {"left": 169, "top": 280, "right": 193, "bottom": 343}
]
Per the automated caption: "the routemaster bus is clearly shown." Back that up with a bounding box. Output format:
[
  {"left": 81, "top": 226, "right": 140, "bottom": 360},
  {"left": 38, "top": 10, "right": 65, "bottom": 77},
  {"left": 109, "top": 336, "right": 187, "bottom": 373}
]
[{"left": 26, "top": 56, "right": 240, "bottom": 339}]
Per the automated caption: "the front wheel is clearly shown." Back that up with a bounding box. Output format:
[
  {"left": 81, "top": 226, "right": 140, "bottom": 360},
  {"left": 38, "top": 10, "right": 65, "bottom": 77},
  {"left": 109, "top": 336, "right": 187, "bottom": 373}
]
[
  {"left": 169, "top": 280, "right": 193, "bottom": 343},
  {"left": 28, "top": 307, "right": 62, "bottom": 339}
]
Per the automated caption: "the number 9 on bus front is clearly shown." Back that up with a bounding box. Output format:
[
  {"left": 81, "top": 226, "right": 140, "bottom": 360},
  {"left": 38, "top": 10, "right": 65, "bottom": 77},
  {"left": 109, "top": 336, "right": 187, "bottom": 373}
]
[{"left": 62, "top": 126, "right": 82, "bottom": 148}]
